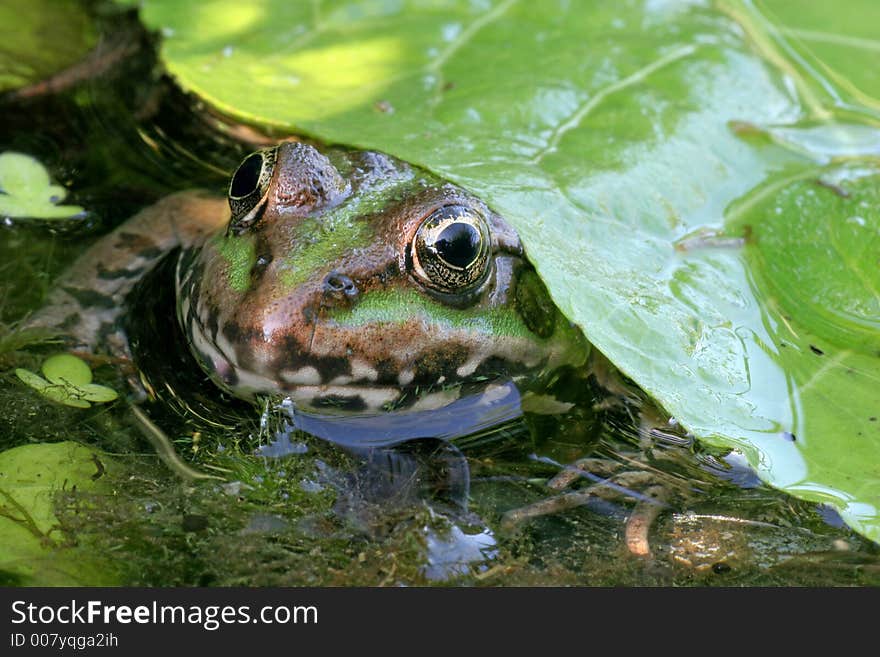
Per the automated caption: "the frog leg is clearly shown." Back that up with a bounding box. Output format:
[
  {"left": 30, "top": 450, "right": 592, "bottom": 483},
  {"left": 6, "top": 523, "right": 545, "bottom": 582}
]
[
  {"left": 501, "top": 409, "right": 691, "bottom": 557},
  {"left": 25, "top": 190, "right": 228, "bottom": 358},
  {"left": 500, "top": 467, "right": 665, "bottom": 547}
]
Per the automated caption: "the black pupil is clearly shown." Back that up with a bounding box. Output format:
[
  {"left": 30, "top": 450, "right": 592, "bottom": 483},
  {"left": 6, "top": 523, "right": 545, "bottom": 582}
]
[
  {"left": 434, "top": 222, "right": 480, "bottom": 268},
  {"left": 230, "top": 152, "right": 263, "bottom": 198}
]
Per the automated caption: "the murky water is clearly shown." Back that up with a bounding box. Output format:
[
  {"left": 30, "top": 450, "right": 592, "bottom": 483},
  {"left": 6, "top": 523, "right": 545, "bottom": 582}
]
[{"left": 1, "top": 5, "right": 878, "bottom": 586}]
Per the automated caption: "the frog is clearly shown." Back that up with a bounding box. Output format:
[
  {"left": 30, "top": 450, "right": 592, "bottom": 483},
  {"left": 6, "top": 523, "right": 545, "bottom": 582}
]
[
  {"left": 22, "top": 140, "right": 694, "bottom": 560},
  {"left": 26, "top": 140, "right": 591, "bottom": 433}
]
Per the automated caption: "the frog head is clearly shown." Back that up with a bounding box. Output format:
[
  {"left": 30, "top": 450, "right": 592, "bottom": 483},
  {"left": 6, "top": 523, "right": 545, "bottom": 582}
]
[{"left": 177, "top": 141, "right": 589, "bottom": 417}]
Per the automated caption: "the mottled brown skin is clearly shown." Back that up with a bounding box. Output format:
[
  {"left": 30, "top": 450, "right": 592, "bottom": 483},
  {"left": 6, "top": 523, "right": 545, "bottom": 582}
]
[{"left": 26, "top": 191, "right": 228, "bottom": 359}]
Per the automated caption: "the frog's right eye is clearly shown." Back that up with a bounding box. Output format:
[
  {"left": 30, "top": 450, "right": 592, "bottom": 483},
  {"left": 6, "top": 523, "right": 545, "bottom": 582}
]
[{"left": 228, "top": 147, "right": 277, "bottom": 233}]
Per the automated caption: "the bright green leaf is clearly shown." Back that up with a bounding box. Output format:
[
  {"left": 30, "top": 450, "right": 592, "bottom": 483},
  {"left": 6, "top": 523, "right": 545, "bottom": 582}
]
[
  {"left": 41, "top": 353, "right": 93, "bottom": 386},
  {"left": 12, "top": 368, "right": 93, "bottom": 409},
  {"left": 0, "top": 442, "right": 119, "bottom": 585},
  {"left": 758, "top": 0, "right": 880, "bottom": 108},
  {"left": 16, "top": 354, "right": 118, "bottom": 408},
  {"left": 78, "top": 383, "right": 119, "bottom": 403},
  {"left": 0, "top": 152, "right": 85, "bottom": 220},
  {"left": 129, "top": 0, "right": 880, "bottom": 541},
  {"left": 14, "top": 367, "right": 51, "bottom": 392}
]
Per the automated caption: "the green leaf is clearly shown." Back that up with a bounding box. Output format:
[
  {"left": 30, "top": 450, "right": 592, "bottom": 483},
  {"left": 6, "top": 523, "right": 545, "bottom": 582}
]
[
  {"left": 0, "top": 442, "right": 119, "bottom": 585},
  {"left": 41, "top": 353, "right": 93, "bottom": 386},
  {"left": 15, "top": 368, "right": 92, "bottom": 408},
  {"left": 14, "top": 368, "right": 52, "bottom": 393},
  {"left": 0, "top": 0, "right": 96, "bottom": 93},
  {"left": 129, "top": 1, "right": 880, "bottom": 541},
  {"left": 78, "top": 383, "right": 119, "bottom": 403},
  {"left": 0, "top": 152, "right": 85, "bottom": 220},
  {"left": 757, "top": 0, "right": 880, "bottom": 107},
  {"left": 16, "top": 354, "right": 118, "bottom": 408}
]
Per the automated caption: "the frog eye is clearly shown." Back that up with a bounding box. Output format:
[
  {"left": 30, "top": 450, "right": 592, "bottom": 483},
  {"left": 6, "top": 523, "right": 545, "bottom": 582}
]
[
  {"left": 227, "top": 147, "right": 277, "bottom": 233},
  {"left": 410, "top": 205, "right": 491, "bottom": 295}
]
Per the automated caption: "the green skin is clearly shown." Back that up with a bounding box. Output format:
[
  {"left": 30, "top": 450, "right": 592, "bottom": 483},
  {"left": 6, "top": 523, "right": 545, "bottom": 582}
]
[{"left": 28, "top": 141, "right": 589, "bottom": 416}]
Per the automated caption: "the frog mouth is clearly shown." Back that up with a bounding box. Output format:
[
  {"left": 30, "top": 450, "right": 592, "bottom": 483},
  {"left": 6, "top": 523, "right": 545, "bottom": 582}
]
[{"left": 276, "top": 380, "right": 524, "bottom": 448}]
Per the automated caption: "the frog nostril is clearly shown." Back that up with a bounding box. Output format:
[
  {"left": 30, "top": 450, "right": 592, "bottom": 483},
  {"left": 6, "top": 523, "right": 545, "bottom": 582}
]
[{"left": 323, "top": 273, "right": 359, "bottom": 301}]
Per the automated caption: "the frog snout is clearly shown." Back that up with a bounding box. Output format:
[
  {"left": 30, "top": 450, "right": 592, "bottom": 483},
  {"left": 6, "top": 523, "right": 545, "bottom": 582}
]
[{"left": 322, "top": 272, "right": 359, "bottom": 306}]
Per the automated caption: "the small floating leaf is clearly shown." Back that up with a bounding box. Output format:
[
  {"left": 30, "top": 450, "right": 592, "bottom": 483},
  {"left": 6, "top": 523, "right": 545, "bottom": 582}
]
[
  {"left": 39, "top": 384, "right": 92, "bottom": 409},
  {"left": 0, "top": 152, "right": 85, "bottom": 220},
  {"left": 78, "top": 383, "right": 119, "bottom": 403},
  {"left": 41, "top": 353, "right": 93, "bottom": 386},
  {"left": 16, "top": 354, "right": 117, "bottom": 408},
  {"left": 14, "top": 367, "right": 51, "bottom": 392}
]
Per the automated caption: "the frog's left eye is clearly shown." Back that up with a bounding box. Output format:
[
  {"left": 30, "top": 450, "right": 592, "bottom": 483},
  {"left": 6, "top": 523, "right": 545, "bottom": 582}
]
[
  {"left": 228, "top": 147, "right": 277, "bottom": 233},
  {"left": 410, "top": 205, "right": 491, "bottom": 295}
]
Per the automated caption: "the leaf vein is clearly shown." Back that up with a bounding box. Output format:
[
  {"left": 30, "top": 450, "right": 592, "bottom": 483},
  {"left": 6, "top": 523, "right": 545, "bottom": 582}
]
[{"left": 530, "top": 44, "right": 698, "bottom": 165}]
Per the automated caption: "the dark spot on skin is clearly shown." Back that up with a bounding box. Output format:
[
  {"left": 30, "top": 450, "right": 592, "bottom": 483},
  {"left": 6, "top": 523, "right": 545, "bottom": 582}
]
[
  {"left": 380, "top": 262, "right": 398, "bottom": 284},
  {"left": 809, "top": 344, "right": 824, "bottom": 356},
  {"left": 62, "top": 286, "right": 117, "bottom": 309},
  {"left": 59, "top": 313, "right": 81, "bottom": 331},
  {"left": 96, "top": 263, "right": 145, "bottom": 280},
  {"left": 113, "top": 233, "right": 162, "bottom": 260},
  {"left": 265, "top": 337, "right": 353, "bottom": 384},
  {"left": 413, "top": 345, "right": 470, "bottom": 384},
  {"left": 374, "top": 359, "right": 400, "bottom": 385},
  {"left": 116, "top": 232, "right": 158, "bottom": 250},
  {"left": 221, "top": 321, "right": 246, "bottom": 346},
  {"left": 220, "top": 366, "right": 238, "bottom": 388},
  {"left": 311, "top": 394, "right": 366, "bottom": 412},
  {"left": 191, "top": 347, "right": 216, "bottom": 377},
  {"left": 781, "top": 432, "right": 797, "bottom": 442},
  {"left": 205, "top": 307, "right": 220, "bottom": 343},
  {"left": 271, "top": 334, "right": 308, "bottom": 369},
  {"left": 869, "top": 417, "right": 877, "bottom": 422},
  {"left": 96, "top": 322, "right": 122, "bottom": 350},
  {"left": 471, "top": 355, "right": 526, "bottom": 384},
  {"left": 231, "top": 333, "right": 262, "bottom": 373},
  {"left": 316, "top": 355, "right": 353, "bottom": 384}
]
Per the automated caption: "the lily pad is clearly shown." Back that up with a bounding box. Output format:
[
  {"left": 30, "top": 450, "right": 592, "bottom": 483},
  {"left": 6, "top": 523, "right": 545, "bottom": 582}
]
[
  {"left": 0, "top": 441, "right": 118, "bottom": 585},
  {"left": 16, "top": 353, "right": 118, "bottom": 408},
  {"left": 129, "top": 1, "right": 880, "bottom": 541},
  {"left": 0, "top": 0, "right": 96, "bottom": 93},
  {"left": 0, "top": 152, "right": 85, "bottom": 220}
]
